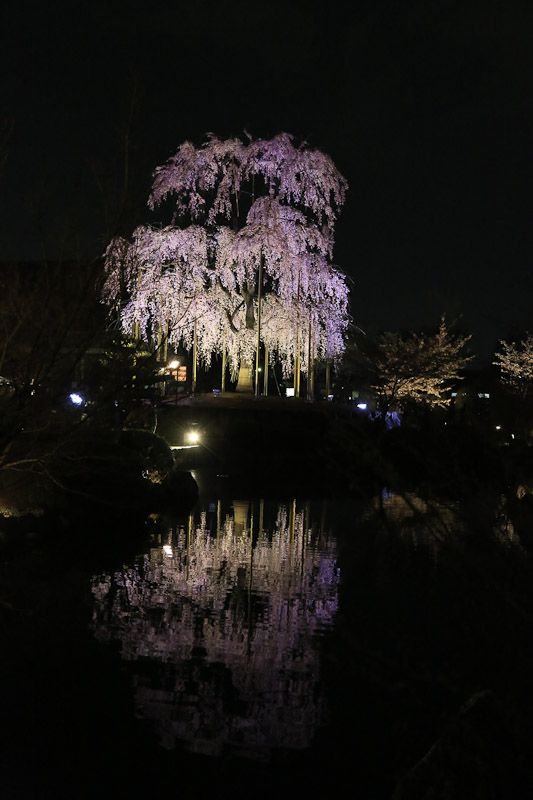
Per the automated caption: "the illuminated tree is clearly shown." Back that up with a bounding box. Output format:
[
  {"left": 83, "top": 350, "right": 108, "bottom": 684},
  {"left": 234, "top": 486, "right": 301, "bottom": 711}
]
[
  {"left": 492, "top": 334, "right": 533, "bottom": 440},
  {"left": 365, "top": 317, "right": 472, "bottom": 413},
  {"left": 493, "top": 334, "right": 533, "bottom": 399},
  {"left": 102, "top": 133, "right": 349, "bottom": 390}
]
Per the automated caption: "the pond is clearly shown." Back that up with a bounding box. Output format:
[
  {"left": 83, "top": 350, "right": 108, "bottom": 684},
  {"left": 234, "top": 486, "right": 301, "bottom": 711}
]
[
  {"left": 90, "top": 495, "right": 340, "bottom": 761},
  {"left": 2, "top": 475, "right": 533, "bottom": 798}
]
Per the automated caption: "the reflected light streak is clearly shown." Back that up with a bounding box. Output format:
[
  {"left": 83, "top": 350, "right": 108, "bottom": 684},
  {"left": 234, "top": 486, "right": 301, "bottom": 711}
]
[{"left": 90, "top": 499, "right": 339, "bottom": 760}]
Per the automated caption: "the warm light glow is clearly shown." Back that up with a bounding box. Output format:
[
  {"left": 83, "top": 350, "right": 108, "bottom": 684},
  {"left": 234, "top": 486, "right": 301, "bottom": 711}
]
[
  {"left": 168, "top": 360, "right": 179, "bottom": 369},
  {"left": 187, "top": 431, "right": 199, "bottom": 443}
]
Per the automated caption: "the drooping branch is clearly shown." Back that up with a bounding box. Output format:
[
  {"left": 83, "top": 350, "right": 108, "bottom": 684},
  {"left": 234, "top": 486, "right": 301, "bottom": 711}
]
[{"left": 102, "top": 133, "right": 350, "bottom": 379}]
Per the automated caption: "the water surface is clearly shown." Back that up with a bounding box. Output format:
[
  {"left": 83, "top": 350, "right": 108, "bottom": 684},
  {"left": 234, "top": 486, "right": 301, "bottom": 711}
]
[
  {"left": 90, "top": 498, "right": 340, "bottom": 760},
  {"left": 3, "top": 481, "right": 532, "bottom": 798}
]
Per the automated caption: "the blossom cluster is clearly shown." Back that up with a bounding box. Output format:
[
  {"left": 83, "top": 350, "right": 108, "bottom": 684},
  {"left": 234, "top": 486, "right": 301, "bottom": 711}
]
[{"left": 102, "top": 133, "right": 350, "bottom": 376}]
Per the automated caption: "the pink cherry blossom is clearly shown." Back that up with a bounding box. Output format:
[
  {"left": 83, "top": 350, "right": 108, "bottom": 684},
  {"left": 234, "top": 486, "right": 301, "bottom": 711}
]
[{"left": 102, "top": 133, "right": 350, "bottom": 377}]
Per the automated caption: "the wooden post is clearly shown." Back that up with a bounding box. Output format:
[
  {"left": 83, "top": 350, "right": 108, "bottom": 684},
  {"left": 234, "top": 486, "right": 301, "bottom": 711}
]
[
  {"left": 295, "top": 330, "right": 301, "bottom": 396},
  {"left": 307, "top": 322, "right": 314, "bottom": 402},
  {"left": 294, "top": 265, "right": 301, "bottom": 396},
  {"left": 133, "top": 266, "right": 141, "bottom": 340},
  {"left": 254, "top": 254, "right": 263, "bottom": 400},
  {"left": 221, "top": 330, "right": 226, "bottom": 392},
  {"left": 157, "top": 322, "right": 164, "bottom": 364},
  {"left": 263, "top": 342, "right": 269, "bottom": 396},
  {"left": 192, "top": 317, "right": 197, "bottom": 395},
  {"left": 162, "top": 320, "right": 168, "bottom": 364}
]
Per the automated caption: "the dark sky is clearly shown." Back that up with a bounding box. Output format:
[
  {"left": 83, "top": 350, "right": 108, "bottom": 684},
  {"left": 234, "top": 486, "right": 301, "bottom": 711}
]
[{"left": 1, "top": 0, "right": 532, "bottom": 363}]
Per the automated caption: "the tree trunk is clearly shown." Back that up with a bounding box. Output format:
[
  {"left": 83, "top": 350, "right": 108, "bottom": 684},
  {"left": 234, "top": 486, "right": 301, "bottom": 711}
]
[{"left": 236, "top": 360, "right": 254, "bottom": 393}]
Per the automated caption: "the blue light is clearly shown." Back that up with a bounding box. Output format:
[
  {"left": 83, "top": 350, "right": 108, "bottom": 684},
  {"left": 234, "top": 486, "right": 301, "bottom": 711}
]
[
  {"left": 357, "top": 402, "right": 367, "bottom": 410},
  {"left": 69, "top": 393, "right": 84, "bottom": 405}
]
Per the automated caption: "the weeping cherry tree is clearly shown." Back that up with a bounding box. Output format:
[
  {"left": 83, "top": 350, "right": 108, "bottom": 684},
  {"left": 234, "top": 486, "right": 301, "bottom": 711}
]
[{"left": 102, "top": 132, "right": 349, "bottom": 393}]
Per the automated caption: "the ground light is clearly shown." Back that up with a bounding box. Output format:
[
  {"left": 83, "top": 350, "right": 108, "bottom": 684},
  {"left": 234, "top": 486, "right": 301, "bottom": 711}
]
[{"left": 170, "top": 429, "right": 201, "bottom": 451}]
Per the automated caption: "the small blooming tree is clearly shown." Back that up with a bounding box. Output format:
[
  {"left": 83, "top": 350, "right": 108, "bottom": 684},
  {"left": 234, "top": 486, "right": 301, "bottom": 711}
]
[
  {"left": 102, "top": 133, "right": 349, "bottom": 390},
  {"left": 492, "top": 333, "right": 533, "bottom": 440},
  {"left": 493, "top": 334, "right": 533, "bottom": 398},
  {"left": 357, "top": 317, "right": 472, "bottom": 414}
]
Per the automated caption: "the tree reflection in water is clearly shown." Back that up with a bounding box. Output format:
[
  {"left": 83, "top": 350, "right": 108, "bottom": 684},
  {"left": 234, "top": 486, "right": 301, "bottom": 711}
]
[{"left": 90, "top": 499, "right": 340, "bottom": 760}]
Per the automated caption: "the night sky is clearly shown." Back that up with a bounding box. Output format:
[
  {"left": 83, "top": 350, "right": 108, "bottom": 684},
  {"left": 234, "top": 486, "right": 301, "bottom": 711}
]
[{"left": 1, "top": 0, "right": 532, "bottom": 363}]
